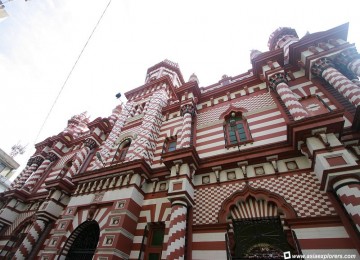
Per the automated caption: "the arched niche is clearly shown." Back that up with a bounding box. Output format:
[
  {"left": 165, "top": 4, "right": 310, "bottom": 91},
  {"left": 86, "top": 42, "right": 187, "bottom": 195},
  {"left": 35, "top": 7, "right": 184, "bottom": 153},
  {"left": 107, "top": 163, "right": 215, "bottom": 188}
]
[
  {"left": 219, "top": 186, "right": 298, "bottom": 259},
  {"left": 219, "top": 105, "right": 248, "bottom": 120},
  {"left": 218, "top": 185, "right": 297, "bottom": 223}
]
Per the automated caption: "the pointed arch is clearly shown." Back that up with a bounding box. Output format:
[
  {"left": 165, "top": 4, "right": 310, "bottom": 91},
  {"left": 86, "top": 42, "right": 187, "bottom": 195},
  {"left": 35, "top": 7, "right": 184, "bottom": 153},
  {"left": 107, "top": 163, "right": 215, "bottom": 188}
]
[
  {"left": 221, "top": 107, "right": 252, "bottom": 147},
  {"left": 58, "top": 220, "right": 100, "bottom": 260},
  {"left": 219, "top": 105, "right": 248, "bottom": 120},
  {"left": 112, "top": 138, "right": 132, "bottom": 164},
  {"left": 114, "top": 132, "right": 136, "bottom": 146},
  {"left": 218, "top": 185, "right": 297, "bottom": 223}
]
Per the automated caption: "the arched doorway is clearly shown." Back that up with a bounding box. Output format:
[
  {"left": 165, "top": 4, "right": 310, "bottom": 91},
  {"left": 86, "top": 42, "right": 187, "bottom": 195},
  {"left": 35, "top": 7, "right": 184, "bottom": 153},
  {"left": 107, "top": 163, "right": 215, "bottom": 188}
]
[
  {"left": 219, "top": 186, "right": 298, "bottom": 259},
  {"left": 61, "top": 220, "right": 100, "bottom": 260}
]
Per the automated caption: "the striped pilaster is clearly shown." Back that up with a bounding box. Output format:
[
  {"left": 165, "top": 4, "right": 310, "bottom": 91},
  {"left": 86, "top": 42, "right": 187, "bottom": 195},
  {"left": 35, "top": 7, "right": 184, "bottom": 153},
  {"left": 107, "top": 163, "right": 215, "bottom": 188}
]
[
  {"left": 126, "top": 90, "right": 168, "bottom": 164},
  {"left": 334, "top": 179, "right": 360, "bottom": 232},
  {"left": 166, "top": 202, "right": 187, "bottom": 260},
  {"left": 66, "top": 138, "right": 97, "bottom": 178},
  {"left": 312, "top": 57, "right": 360, "bottom": 107},
  {"left": 66, "top": 146, "right": 91, "bottom": 178},
  {"left": 89, "top": 102, "right": 133, "bottom": 170},
  {"left": 11, "top": 164, "right": 30, "bottom": 189},
  {"left": 276, "top": 81, "right": 309, "bottom": 120},
  {"left": 14, "top": 217, "right": 48, "bottom": 259},
  {"left": 12, "top": 156, "right": 44, "bottom": 189},
  {"left": 348, "top": 59, "right": 360, "bottom": 77},
  {"left": 269, "top": 73, "right": 308, "bottom": 120},
  {"left": 352, "top": 79, "right": 360, "bottom": 87},
  {"left": 335, "top": 48, "right": 360, "bottom": 77},
  {"left": 108, "top": 104, "right": 122, "bottom": 126},
  {"left": 322, "top": 67, "right": 360, "bottom": 107},
  {"left": 22, "top": 153, "right": 58, "bottom": 192},
  {"left": 179, "top": 104, "right": 195, "bottom": 148},
  {"left": 180, "top": 113, "right": 192, "bottom": 148}
]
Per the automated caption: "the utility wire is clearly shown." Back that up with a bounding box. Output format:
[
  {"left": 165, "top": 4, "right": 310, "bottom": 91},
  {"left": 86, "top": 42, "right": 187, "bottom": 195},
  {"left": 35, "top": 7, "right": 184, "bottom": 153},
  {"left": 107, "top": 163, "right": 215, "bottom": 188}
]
[{"left": 34, "top": 0, "right": 112, "bottom": 143}]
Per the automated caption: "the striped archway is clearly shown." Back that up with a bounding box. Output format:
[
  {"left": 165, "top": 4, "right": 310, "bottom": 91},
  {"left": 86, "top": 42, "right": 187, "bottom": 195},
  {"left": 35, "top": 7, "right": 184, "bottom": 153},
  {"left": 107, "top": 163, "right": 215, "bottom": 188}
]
[
  {"left": 218, "top": 185, "right": 297, "bottom": 223},
  {"left": 229, "top": 196, "right": 279, "bottom": 220},
  {"left": 219, "top": 186, "right": 297, "bottom": 259}
]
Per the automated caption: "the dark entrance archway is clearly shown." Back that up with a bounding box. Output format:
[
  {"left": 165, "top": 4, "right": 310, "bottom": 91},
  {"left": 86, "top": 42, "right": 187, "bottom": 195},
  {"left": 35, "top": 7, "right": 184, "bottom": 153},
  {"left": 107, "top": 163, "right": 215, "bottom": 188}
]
[
  {"left": 61, "top": 220, "right": 100, "bottom": 260},
  {"left": 232, "top": 216, "right": 291, "bottom": 259},
  {"left": 220, "top": 186, "right": 299, "bottom": 259}
]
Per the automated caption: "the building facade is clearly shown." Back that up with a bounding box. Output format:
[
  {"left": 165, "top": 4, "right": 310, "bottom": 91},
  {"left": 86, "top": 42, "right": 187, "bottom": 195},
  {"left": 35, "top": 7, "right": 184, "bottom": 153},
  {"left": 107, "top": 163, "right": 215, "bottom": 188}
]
[
  {"left": 0, "top": 1, "right": 8, "bottom": 21},
  {"left": 0, "top": 148, "right": 19, "bottom": 193},
  {"left": 0, "top": 23, "right": 360, "bottom": 260}
]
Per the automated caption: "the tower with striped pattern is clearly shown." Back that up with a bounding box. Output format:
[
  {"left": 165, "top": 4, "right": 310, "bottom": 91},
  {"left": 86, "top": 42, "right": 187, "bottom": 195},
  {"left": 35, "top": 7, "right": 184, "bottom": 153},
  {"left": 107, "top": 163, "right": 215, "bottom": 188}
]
[{"left": 0, "top": 24, "right": 360, "bottom": 260}]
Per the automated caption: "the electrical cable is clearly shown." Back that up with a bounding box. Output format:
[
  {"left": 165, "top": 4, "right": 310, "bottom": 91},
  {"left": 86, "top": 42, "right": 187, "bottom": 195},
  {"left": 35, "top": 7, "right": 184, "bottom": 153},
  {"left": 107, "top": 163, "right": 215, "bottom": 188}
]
[{"left": 34, "top": 0, "right": 112, "bottom": 143}]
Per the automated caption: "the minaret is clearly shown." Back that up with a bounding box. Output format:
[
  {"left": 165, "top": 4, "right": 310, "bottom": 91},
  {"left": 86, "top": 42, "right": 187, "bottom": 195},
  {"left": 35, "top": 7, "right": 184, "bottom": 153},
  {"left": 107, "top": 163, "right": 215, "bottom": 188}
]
[
  {"left": 268, "top": 27, "right": 299, "bottom": 64},
  {"left": 145, "top": 59, "right": 185, "bottom": 87}
]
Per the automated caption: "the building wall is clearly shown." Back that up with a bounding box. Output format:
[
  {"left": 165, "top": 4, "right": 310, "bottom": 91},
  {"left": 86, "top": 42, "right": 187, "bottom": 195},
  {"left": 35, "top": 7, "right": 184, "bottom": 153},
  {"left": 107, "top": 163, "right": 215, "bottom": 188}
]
[{"left": 1, "top": 24, "right": 360, "bottom": 260}]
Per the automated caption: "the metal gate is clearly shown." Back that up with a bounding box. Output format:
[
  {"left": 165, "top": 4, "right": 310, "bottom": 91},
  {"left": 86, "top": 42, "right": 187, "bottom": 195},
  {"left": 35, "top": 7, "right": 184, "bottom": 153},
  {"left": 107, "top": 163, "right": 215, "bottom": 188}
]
[{"left": 232, "top": 216, "right": 291, "bottom": 259}]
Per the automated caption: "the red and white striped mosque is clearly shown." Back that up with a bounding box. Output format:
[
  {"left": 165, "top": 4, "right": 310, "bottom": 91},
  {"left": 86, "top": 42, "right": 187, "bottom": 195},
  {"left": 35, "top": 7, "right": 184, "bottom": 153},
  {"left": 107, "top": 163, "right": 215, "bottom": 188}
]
[{"left": 1, "top": 23, "right": 360, "bottom": 260}]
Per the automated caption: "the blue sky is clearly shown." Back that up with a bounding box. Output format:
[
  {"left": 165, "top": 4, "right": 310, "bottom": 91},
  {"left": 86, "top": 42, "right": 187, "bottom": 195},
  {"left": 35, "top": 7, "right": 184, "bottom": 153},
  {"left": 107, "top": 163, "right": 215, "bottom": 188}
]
[{"left": 1, "top": 0, "right": 359, "bottom": 177}]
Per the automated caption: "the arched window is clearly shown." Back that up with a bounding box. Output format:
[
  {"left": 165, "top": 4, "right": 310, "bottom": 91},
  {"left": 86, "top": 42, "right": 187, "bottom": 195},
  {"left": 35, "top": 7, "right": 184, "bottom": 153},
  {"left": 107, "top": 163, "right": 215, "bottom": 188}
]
[
  {"left": 162, "top": 136, "right": 177, "bottom": 153},
  {"left": 223, "top": 111, "right": 252, "bottom": 147},
  {"left": 113, "top": 138, "right": 131, "bottom": 164},
  {"left": 62, "top": 220, "right": 100, "bottom": 260}
]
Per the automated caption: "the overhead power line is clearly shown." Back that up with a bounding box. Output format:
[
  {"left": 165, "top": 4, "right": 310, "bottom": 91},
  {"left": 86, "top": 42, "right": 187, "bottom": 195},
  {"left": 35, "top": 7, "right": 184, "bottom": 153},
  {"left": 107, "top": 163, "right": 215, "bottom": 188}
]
[{"left": 34, "top": 0, "right": 112, "bottom": 143}]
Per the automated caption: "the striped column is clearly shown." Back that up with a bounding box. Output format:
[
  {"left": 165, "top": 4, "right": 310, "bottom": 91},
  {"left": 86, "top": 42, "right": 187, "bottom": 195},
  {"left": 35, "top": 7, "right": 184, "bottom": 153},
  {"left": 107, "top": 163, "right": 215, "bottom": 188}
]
[
  {"left": 11, "top": 163, "right": 30, "bottom": 189},
  {"left": 12, "top": 156, "right": 44, "bottom": 189},
  {"left": 333, "top": 178, "right": 360, "bottom": 232},
  {"left": 67, "top": 138, "right": 97, "bottom": 178},
  {"left": 22, "top": 152, "right": 59, "bottom": 192},
  {"left": 166, "top": 201, "right": 188, "bottom": 260},
  {"left": 335, "top": 48, "right": 360, "bottom": 77},
  {"left": 126, "top": 89, "right": 168, "bottom": 164},
  {"left": 269, "top": 73, "right": 308, "bottom": 120},
  {"left": 312, "top": 57, "right": 360, "bottom": 107},
  {"left": 108, "top": 104, "right": 122, "bottom": 127},
  {"left": 179, "top": 104, "right": 195, "bottom": 148},
  {"left": 352, "top": 79, "right": 360, "bottom": 87},
  {"left": 89, "top": 102, "right": 133, "bottom": 170},
  {"left": 14, "top": 216, "right": 48, "bottom": 259}
]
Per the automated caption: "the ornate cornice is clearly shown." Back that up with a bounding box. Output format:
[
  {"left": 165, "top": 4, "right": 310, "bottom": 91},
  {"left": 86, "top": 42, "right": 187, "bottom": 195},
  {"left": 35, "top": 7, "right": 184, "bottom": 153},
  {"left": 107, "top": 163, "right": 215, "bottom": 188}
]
[
  {"left": 46, "top": 152, "right": 59, "bottom": 162},
  {"left": 335, "top": 48, "right": 360, "bottom": 68},
  {"left": 84, "top": 138, "right": 98, "bottom": 149},
  {"left": 268, "top": 72, "right": 287, "bottom": 89},
  {"left": 311, "top": 57, "right": 334, "bottom": 77},
  {"left": 180, "top": 103, "right": 196, "bottom": 117},
  {"left": 32, "top": 155, "right": 45, "bottom": 166}
]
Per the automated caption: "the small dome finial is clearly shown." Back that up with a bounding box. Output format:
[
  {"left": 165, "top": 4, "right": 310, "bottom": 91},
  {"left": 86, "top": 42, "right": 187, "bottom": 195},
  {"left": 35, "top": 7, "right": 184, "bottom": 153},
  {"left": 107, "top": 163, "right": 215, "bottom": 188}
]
[
  {"left": 250, "top": 49, "right": 262, "bottom": 61},
  {"left": 189, "top": 73, "right": 199, "bottom": 85}
]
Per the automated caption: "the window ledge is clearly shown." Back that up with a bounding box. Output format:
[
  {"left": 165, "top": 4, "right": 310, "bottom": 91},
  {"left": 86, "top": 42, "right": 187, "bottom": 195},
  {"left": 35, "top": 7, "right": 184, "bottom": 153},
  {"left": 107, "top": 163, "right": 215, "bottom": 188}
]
[{"left": 225, "top": 139, "right": 253, "bottom": 149}]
